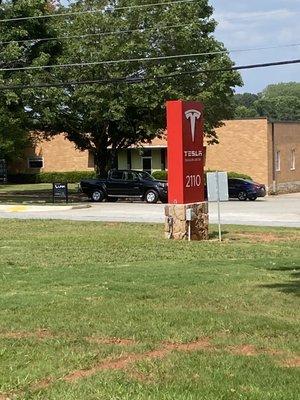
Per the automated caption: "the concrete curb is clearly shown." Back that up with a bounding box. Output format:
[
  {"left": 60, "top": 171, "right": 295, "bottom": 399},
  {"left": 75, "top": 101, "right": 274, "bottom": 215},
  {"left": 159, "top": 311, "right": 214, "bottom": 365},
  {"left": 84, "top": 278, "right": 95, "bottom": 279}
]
[{"left": 70, "top": 204, "right": 91, "bottom": 210}]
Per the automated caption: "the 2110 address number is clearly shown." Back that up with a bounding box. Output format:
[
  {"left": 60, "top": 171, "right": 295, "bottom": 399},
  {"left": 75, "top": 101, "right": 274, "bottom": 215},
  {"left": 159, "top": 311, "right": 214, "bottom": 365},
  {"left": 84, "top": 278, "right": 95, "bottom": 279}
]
[{"left": 186, "top": 174, "right": 201, "bottom": 188}]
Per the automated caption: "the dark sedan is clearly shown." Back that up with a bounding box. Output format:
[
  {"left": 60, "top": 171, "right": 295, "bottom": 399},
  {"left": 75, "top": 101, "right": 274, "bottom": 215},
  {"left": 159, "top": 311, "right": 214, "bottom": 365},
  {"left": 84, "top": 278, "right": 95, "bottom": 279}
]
[{"left": 228, "top": 178, "right": 266, "bottom": 201}]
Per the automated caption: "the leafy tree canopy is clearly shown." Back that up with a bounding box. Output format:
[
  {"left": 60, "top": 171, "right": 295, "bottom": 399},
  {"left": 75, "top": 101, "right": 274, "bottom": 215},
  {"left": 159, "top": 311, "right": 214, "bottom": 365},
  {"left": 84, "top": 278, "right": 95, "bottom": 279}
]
[
  {"left": 233, "top": 82, "right": 300, "bottom": 121},
  {"left": 254, "top": 96, "right": 300, "bottom": 121},
  {"left": 233, "top": 92, "right": 259, "bottom": 118},
  {"left": 29, "top": 0, "right": 242, "bottom": 174},
  {"left": 0, "top": 0, "right": 60, "bottom": 162},
  {"left": 262, "top": 82, "right": 300, "bottom": 100}
]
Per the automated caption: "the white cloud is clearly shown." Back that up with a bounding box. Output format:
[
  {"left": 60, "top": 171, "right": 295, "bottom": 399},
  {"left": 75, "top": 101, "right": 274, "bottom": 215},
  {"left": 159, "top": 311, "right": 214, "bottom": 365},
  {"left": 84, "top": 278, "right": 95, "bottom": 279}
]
[{"left": 210, "top": 1, "right": 300, "bottom": 92}]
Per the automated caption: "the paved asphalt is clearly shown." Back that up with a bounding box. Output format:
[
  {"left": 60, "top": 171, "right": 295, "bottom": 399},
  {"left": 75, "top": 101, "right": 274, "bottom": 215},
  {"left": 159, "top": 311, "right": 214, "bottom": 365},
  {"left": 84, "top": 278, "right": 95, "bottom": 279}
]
[{"left": 0, "top": 193, "right": 299, "bottom": 227}]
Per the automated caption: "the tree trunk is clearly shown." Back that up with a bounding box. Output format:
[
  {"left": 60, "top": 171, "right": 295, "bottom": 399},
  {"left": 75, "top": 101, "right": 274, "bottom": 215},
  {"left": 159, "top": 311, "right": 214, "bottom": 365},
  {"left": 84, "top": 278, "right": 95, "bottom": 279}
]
[
  {"left": 110, "top": 147, "right": 118, "bottom": 170},
  {"left": 94, "top": 146, "right": 110, "bottom": 178}
]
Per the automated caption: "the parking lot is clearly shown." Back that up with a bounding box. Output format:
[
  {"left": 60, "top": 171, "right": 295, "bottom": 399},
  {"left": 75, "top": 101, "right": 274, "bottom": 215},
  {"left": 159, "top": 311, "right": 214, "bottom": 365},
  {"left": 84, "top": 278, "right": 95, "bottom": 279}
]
[{"left": 0, "top": 193, "right": 299, "bottom": 227}]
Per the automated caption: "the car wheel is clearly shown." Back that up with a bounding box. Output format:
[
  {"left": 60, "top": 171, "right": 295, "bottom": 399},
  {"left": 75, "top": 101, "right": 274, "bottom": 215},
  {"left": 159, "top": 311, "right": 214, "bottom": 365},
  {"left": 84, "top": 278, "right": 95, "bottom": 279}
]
[
  {"left": 91, "top": 190, "right": 104, "bottom": 202},
  {"left": 107, "top": 197, "right": 118, "bottom": 202},
  {"left": 145, "top": 190, "right": 158, "bottom": 204},
  {"left": 248, "top": 195, "right": 257, "bottom": 201},
  {"left": 238, "top": 191, "right": 248, "bottom": 201}
]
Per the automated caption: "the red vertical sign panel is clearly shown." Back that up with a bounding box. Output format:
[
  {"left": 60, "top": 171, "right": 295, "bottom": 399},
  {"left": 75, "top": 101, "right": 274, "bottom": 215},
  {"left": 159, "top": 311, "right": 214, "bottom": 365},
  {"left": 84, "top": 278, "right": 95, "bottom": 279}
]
[{"left": 167, "top": 100, "right": 205, "bottom": 204}]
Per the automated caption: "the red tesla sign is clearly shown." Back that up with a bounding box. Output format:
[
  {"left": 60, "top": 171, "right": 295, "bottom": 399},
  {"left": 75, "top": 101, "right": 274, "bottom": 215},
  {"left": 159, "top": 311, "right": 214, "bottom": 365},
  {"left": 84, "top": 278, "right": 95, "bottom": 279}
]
[{"left": 167, "top": 100, "right": 205, "bottom": 204}]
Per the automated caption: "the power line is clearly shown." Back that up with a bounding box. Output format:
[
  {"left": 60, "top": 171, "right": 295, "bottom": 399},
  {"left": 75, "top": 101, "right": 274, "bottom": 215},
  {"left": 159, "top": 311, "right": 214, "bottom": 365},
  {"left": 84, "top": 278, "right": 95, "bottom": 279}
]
[
  {"left": 1, "top": 13, "right": 300, "bottom": 56},
  {"left": 0, "top": 0, "right": 195, "bottom": 23},
  {"left": 0, "top": 59, "right": 299, "bottom": 91},
  {"left": 0, "top": 53, "right": 225, "bottom": 72},
  {"left": 2, "top": 43, "right": 300, "bottom": 72},
  {"left": 0, "top": 23, "right": 191, "bottom": 45}
]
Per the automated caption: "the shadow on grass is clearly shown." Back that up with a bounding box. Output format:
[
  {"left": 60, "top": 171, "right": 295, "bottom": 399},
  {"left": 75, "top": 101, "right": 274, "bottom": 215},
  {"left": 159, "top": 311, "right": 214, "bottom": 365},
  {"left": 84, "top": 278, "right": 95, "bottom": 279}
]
[
  {"left": 209, "top": 230, "right": 229, "bottom": 239},
  {"left": 260, "top": 270, "right": 300, "bottom": 297},
  {"left": 269, "top": 266, "right": 300, "bottom": 272}
]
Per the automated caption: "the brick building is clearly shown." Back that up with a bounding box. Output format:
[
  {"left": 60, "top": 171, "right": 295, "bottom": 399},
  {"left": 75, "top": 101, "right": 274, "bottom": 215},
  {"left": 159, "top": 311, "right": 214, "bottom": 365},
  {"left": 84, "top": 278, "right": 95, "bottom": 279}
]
[
  {"left": 14, "top": 118, "right": 300, "bottom": 193},
  {"left": 205, "top": 119, "right": 300, "bottom": 193}
]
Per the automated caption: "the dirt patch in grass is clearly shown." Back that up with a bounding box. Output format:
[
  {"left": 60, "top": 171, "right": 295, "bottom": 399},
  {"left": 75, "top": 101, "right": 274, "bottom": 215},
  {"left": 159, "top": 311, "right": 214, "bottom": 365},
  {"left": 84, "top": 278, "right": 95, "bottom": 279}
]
[
  {"left": 103, "top": 222, "right": 122, "bottom": 227},
  {"left": 2, "top": 337, "right": 297, "bottom": 396},
  {"left": 128, "top": 370, "right": 152, "bottom": 383},
  {"left": 85, "top": 337, "right": 138, "bottom": 346},
  {"left": 227, "top": 344, "right": 286, "bottom": 357},
  {"left": 281, "top": 357, "right": 300, "bottom": 368},
  {"left": 228, "top": 344, "right": 259, "bottom": 356},
  {"left": 64, "top": 338, "right": 213, "bottom": 382},
  {"left": 164, "top": 338, "right": 212, "bottom": 352},
  {"left": 0, "top": 329, "right": 56, "bottom": 340},
  {"left": 231, "top": 232, "right": 299, "bottom": 243},
  {"left": 31, "top": 377, "right": 54, "bottom": 391},
  {"left": 0, "top": 331, "right": 137, "bottom": 346}
]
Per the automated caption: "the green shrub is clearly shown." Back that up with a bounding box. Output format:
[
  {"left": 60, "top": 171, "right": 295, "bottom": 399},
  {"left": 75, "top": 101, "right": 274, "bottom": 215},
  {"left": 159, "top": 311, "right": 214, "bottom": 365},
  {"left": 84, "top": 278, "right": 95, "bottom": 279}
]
[
  {"left": 227, "top": 171, "right": 253, "bottom": 181},
  {"left": 204, "top": 170, "right": 253, "bottom": 184},
  {"left": 36, "top": 171, "right": 96, "bottom": 183},
  {"left": 7, "top": 174, "right": 37, "bottom": 184},
  {"left": 152, "top": 170, "right": 168, "bottom": 180},
  {"left": 8, "top": 171, "right": 96, "bottom": 184},
  {"left": 151, "top": 170, "right": 252, "bottom": 183}
]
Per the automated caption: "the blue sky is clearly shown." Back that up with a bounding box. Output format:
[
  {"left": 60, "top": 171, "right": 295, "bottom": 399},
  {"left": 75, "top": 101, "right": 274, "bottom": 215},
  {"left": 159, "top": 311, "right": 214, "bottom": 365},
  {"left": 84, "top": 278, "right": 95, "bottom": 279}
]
[
  {"left": 61, "top": 1, "right": 300, "bottom": 93},
  {"left": 211, "top": 0, "right": 300, "bottom": 93}
]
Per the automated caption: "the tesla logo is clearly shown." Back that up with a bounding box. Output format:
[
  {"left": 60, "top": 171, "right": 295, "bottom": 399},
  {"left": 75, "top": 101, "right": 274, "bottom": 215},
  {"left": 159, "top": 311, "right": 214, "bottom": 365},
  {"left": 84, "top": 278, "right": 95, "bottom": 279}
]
[{"left": 185, "top": 109, "right": 201, "bottom": 142}]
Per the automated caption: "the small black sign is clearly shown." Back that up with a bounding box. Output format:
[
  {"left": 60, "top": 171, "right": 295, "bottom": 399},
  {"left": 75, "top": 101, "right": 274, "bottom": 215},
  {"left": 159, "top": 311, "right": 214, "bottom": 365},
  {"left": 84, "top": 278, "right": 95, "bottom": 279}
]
[
  {"left": 53, "top": 183, "right": 68, "bottom": 203},
  {"left": 0, "top": 159, "right": 7, "bottom": 184}
]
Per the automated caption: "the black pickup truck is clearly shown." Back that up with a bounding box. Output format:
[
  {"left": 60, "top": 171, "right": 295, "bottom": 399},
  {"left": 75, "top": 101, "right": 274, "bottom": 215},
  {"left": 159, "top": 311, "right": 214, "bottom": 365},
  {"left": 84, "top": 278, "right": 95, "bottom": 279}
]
[{"left": 79, "top": 169, "right": 168, "bottom": 203}]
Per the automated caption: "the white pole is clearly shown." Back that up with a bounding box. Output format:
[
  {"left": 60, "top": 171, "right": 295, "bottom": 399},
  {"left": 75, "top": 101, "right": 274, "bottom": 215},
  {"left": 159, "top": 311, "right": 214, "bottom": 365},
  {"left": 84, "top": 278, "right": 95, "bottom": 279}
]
[
  {"left": 188, "top": 220, "right": 191, "bottom": 242},
  {"left": 216, "top": 172, "right": 222, "bottom": 242}
]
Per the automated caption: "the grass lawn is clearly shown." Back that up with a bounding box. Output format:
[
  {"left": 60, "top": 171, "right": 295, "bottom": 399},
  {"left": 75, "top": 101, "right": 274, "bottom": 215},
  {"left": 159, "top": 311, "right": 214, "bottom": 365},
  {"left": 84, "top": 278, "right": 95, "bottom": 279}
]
[
  {"left": 0, "top": 220, "right": 299, "bottom": 399},
  {"left": 0, "top": 183, "right": 80, "bottom": 204}
]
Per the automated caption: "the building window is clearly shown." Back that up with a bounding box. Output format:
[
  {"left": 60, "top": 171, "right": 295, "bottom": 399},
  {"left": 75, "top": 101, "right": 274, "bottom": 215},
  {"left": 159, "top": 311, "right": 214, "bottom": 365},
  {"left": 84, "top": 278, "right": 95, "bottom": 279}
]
[
  {"left": 275, "top": 151, "right": 280, "bottom": 172},
  {"left": 88, "top": 151, "right": 95, "bottom": 168},
  {"left": 127, "top": 149, "right": 132, "bottom": 170},
  {"left": 142, "top": 156, "right": 152, "bottom": 174},
  {"left": 140, "top": 148, "right": 151, "bottom": 157},
  {"left": 290, "top": 149, "right": 296, "bottom": 170},
  {"left": 28, "top": 157, "right": 44, "bottom": 169},
  {"left": 161, "top": 148, "right": 166, "bottom": 170}
]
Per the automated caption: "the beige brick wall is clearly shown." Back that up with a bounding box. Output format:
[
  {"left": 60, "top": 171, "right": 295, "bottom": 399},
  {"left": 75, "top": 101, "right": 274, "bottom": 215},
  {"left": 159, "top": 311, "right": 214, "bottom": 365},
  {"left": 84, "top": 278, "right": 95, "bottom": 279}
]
[
  {"left": 10, "top": 122, "right": 300, "bottom": 196},
  {"left": 206, "top": 119, "right": 269, "bottom": 184},
  {"left": 274, "top": 122, "right": 300, "bottom": 183},
  {"left": 37, "top": 135, "right": 93, "bottom": 172}
]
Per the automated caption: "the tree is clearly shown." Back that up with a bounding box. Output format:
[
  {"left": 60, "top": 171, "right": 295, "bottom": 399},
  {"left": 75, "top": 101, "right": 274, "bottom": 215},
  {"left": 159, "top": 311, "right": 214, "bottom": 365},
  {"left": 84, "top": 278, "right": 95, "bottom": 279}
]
[
  {"left": 232, "top": 92, "right": 259, "bottom": 118},
  {"left": 262, "top": 82, "right": 300, "bottom": 100},
  {"left": 234, "top": 92, "right": 259, "bottom": 108},
  {"left": 254, "top": 82, "right": 300, "bottom": 121},
  {"left": 31, "top": 0, "right": 241, "bottom": 175},
  {"left": 234, "top": 105, "right": 258, "bottom": 119},
  {"left": 254, "top": 96, "right": 300, "bottom": 121},
  {"left": 0, "top": 0, "right": 60, "bottom": 162},
  {"left": 232, "top": 82, "right": 300, "bottom": 121}
]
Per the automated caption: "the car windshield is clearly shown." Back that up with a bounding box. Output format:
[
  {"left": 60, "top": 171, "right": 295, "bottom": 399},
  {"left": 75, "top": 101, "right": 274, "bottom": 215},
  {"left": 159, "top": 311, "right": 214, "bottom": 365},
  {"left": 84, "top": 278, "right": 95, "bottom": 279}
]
[{"left": 136, "top": 171, "right": 155, "bottom": 181}]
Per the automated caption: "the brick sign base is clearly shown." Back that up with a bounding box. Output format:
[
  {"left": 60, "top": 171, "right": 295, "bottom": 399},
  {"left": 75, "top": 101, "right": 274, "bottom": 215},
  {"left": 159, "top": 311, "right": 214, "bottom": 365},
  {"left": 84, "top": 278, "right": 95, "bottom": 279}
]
[{"left": 165, "top": 203, "right": 209, "bottom": 241}]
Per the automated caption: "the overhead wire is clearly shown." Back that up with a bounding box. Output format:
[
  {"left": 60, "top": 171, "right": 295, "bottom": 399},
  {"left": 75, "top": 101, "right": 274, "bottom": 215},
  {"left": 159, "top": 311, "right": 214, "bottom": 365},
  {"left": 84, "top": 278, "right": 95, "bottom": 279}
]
[
  {"left": 0, "top": 59, "right": 299, "bottom": 91},
  {"left": 0, "top": 23, "right": 191, "bottom": 45},
  {"left": 1, "top": 42, "right": 300, "bottom": 73},
  {"left": 0, "top": 0, "right": 196, "bottom": 23}
]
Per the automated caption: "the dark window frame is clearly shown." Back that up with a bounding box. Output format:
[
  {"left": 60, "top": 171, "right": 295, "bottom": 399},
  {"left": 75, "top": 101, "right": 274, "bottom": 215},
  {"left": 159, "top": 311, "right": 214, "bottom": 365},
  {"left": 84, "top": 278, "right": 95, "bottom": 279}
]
[
  {"left": 110, "top": 170, "right": 124, "bottom": 180},
  {"left": 28, "top": 157, "right": 44, "bottom": 169}
]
